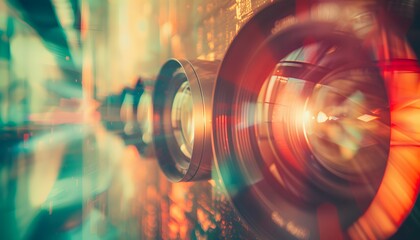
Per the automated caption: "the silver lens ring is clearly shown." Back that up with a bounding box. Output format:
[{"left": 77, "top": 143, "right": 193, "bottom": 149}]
[{"left": 153, "top": 59, "right": 218, "bottom": 182}]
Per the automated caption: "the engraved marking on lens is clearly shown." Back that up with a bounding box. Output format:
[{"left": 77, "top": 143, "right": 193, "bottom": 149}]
[
  {"left": 272, "top": 15, "right": 297, "bottom": 34},
  {"left": 272, "top": 212, "right": 286, "bottom": 227},
  {"left": 271, "top": 212, "right": 309, "bottom": 240},
  {"left": 286, "top": 221, "right": 309, "bottom": 240}
]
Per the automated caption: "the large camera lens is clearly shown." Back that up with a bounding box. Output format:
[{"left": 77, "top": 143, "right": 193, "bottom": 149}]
[
  {"left": 153, "top": 59, "right": 218, "bottom": 182},
  {"left": 211, "top": 1, "right": 418, "bottom": 239}
]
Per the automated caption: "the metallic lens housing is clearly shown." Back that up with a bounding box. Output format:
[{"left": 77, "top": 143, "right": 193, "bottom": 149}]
[
  {"left": 211, "top": 1, "right": 399, "bottom": 239},
  {"left": 153, "top": 59, "right": 218, "bottom": 182}
]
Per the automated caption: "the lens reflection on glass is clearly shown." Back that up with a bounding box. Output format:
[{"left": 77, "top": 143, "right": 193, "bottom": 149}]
[
  {"left": 256, "top": 60, "right": 390, "bottom": 205},
  {"left": 171, "top": 81, "right": 194, "bottom": 159},
  {"left": 304, "top": 69, "right": 389, "bottom": 179}
]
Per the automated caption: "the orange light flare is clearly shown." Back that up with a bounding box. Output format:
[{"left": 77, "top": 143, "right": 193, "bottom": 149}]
[{"left": 348, "top": 60, "right": 420, "bottom": 239}]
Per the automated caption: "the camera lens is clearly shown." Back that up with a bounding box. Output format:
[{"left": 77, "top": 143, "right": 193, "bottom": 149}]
[
  {"left": 136, "top": 84, "right": 155, "bottom": 158},
  {"left": 153, "top": 59, "right": 218, "bottom": 182},
  {"left": 210, "top": 1, "right": 406, "bottom": 239}
]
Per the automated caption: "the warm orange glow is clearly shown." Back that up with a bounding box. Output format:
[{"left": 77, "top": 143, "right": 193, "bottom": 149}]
[
  {"left": 348, "top": 62, "right": 420, "bottom": 239},
  {"left": 349, "top": 147, "right": 420, "bottom": 239}
]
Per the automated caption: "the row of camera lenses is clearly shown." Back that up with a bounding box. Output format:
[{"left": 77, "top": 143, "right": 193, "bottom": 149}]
[{"left": 147, "top": 1, "right": 420, "bottom": 240}]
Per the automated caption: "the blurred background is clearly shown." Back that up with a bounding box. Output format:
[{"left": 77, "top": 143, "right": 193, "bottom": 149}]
[
  {"left": 0, "top": 1, "right": 270, "bottom": 239},
  {"left": 0, "top": 0, "right": 419, "bottom": 239}
]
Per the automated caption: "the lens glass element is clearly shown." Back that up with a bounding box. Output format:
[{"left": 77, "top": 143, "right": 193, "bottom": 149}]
[
  {"left": 255, "top": 45, "right": 390, "bottom": 205},
  {"left": 171, "top": 81, "right": 194, "bottom": 159}
]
